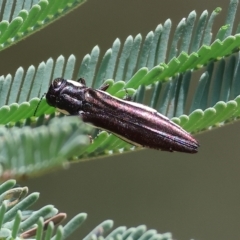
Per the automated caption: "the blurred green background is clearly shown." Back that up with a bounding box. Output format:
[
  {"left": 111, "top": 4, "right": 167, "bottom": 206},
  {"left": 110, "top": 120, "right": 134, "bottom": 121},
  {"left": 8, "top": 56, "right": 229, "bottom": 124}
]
[{"left": 1, "top": 0, "right": 240, "bottom": 239}]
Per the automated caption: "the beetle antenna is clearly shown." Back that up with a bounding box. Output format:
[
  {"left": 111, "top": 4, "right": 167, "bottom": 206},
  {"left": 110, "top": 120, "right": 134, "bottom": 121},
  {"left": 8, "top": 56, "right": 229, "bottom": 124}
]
[
  {"left": 77, "top": 77, "right": 86, "bottom": 85},
  {"left": 34, "top": 93, "right": 46, "bottom": 116}
]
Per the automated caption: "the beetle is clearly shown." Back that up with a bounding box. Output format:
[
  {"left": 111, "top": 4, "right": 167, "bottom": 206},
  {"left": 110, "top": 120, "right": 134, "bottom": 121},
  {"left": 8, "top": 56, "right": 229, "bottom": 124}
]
[{"left": 44, "top": 77, "right": 199, "bottom": 153}]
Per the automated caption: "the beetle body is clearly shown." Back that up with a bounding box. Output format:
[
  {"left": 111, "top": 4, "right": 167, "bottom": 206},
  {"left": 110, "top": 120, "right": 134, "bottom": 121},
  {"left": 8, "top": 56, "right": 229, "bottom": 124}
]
[{"left": 46, "top": 78, "right": 199, "bottom": 153}]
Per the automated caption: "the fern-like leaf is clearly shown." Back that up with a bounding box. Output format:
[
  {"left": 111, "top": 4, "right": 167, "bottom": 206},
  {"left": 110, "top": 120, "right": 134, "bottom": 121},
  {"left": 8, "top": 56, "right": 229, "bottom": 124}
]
[
  {"left": 0, "top": 117, "right": 91, "bottom": 179},
  {"left": 0, "top": 0, "right": 86, "bottom": 51},
  {"left": 0, "top": 179, "right": 172, "bottom": 240}
]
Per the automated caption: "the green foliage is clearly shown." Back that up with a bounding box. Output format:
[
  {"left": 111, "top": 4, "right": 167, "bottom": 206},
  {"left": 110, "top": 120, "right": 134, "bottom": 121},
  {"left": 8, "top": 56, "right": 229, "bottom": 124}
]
[
  {"left": 0, "top": 179, "right": 172, "bottom": 240},
  {"left": 0, "top": 0, "right": 86, "bottom": 51},
  {"left": 0, "top": 117, "right": 91, "bottom": 179}
]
